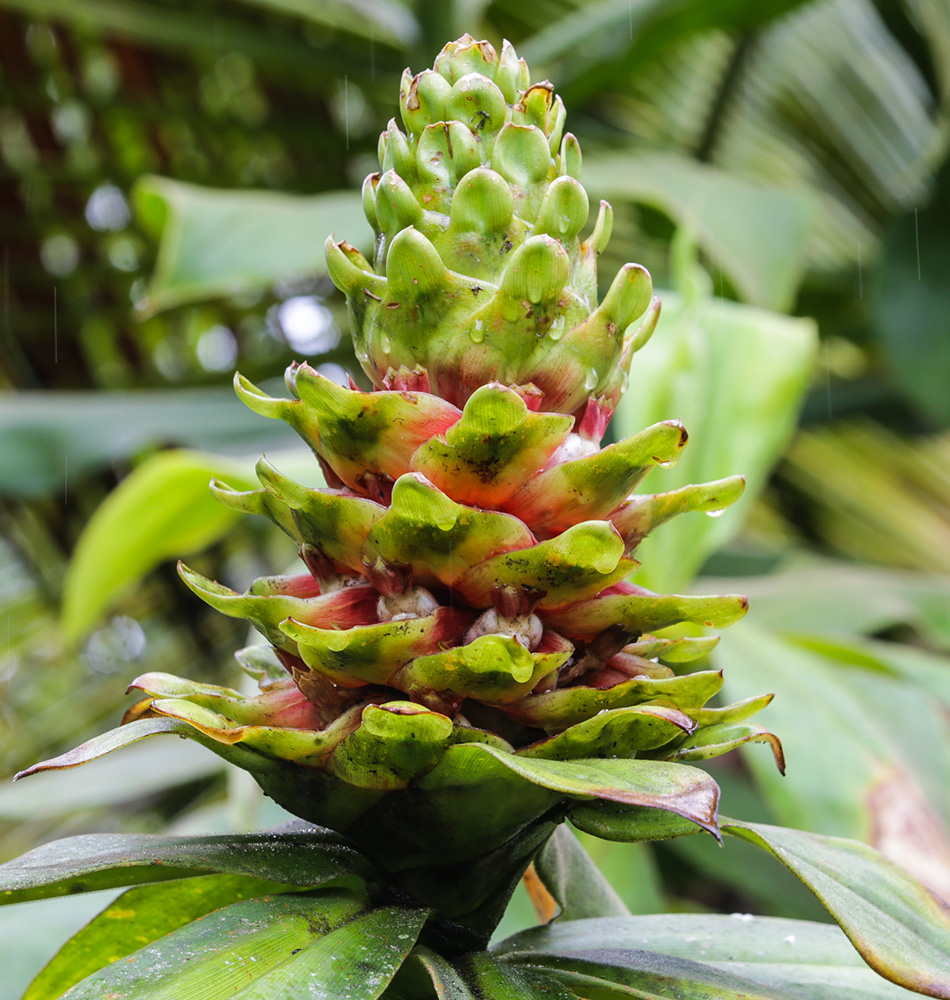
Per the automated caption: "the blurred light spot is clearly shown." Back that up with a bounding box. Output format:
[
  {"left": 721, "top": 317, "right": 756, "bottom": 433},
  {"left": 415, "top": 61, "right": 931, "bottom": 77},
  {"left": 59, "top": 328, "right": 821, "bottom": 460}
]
[
  {"left": 83, "top": 50, "right": 119, "bottom": 99},
  {"left": 51, "top": 101, "right": 90, "bottom": 144},
  {"left": 85, "top": 616, "right": 146, "bottom": 674},
  {"left": 153, "top": 339, "right": 185, "bottom": 379},
  {"left": 40, "top": 233, "right": 79, "bottom": 276},
  {"left": 0, "top": 112, "right": 38, "bottom": 172},
  {"left": 86, "top": 183, "right": 130, "bottom": 232},
  {"left": 317, "top": 362, "right": 349, "bottom": 385},
  {"left": 106, "top": 234, "right": 140, "bottom": 272},
  {"left": 277, "top": 296, "right": 339, "bottom": 354},
  {"left": 197, "top": 325, "right": 239, "bottom": 371}
]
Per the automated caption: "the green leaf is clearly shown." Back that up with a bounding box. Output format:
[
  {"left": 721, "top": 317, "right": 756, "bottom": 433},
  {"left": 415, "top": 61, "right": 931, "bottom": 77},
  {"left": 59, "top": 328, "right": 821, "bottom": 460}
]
[
  {"left": 533, "top": 825, "right": 630, "bottom": 922},
  {"left": 134, "top": 177, "right": 369, "bottom": 313},
  {"left": 506, "top": 950, "right": 799, "bottom": 999},
  {"left": 61, "top": 449, "right": 250, "bottom": 640},
  {"left": 0, "top": 388, "right": 289, "bottom": 500},
  {"left": 231, "top": 0, "right": 418, "bottom": 46},
  {"left": 716, "top": 625, "right": 950, "bottom": 901},
  {"left": 0, "top": 823, "right": 370, "bottom": 905},
  {"left": 723, "top": 818, "right": 950, "bottom": 999},
  {"left": 496, "top": 913, "right": 921, "bottom": 999},
  {"left": 463, "top": 952, "right": 576, "bottom": 1000},
  {"left": 422, "top": 745, "right": 721, "bottom": 838},
  {"left": 584, "top": 152, "right": 815, "bottom": 311},
  {"left": 567, "top": 801, "right": 710, "bottom": 844},
  {"left": 24, "top": 874, "right": 292, "bottom": 1000},
  {"left": 0, "top": 731, "right": 223, "bottom": 821},
  {"left": 57, "top": 890, "right": 424, "bottom": 999},
  {"left": 614, "top": 289, "right": 816, "bottom": 592},
  {"left": 705, "top": 562, "right": 950, "bottom": 646},
  {"left": 60, "top": 447, "right": 323, "bottom": 641}
]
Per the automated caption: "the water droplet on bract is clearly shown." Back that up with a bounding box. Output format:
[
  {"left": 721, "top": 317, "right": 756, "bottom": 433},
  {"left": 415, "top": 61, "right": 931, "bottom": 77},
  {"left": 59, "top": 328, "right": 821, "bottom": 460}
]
[
  {"left": 583, "top": 368, "right": 598, "bottom": 391},
  {"left": 380, "top": 333, "right": 392, "bottom": 353},
  {"left": 705, "top": 508, "right": 726, "bottom": 518},
  {"left": 470, "top": 318, "right": 485, "bottom": 343},
  {"left": 657, "top": 460, "right": 673, "bottom": 468}
]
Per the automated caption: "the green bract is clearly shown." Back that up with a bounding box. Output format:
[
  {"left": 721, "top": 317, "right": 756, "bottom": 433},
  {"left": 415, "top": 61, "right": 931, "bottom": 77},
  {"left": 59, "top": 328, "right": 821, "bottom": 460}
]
[{"left": 19, "top": 34, "right": 778, "bottom": 938}]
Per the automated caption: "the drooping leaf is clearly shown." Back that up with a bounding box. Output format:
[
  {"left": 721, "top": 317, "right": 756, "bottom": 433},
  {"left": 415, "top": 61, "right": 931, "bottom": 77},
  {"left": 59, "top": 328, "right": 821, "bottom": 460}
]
[
  {"left": 723, "top": 818, "right": 950, "bottom": 999},
  {"left": 0, "top": 823, "right": 370, "bottom": 905},
  {"left": 23, "top": 874, "right": 292, "bottom": 1000},
  {"left": 134, "top": 177, "right": 369, "bottom": 314},
  {"left": 496, "top": 913, "right": 922, "bottom": 999}
]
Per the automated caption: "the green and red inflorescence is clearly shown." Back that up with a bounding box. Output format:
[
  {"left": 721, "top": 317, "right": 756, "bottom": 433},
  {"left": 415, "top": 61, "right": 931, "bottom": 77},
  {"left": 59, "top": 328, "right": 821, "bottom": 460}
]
[{"left": 21, "top": 35, "right": 782, "bottom": 935}]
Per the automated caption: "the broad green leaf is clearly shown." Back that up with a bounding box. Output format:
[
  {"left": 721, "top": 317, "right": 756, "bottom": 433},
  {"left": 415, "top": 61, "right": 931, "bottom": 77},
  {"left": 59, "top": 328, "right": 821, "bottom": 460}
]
[
  {"left": 56, "top": 890, "right": 423, "bottom": 999},
  {"left": 496, "top": 914, "right": 921, "bottom": 999},
  {"left": 60, "top": 449, "right": 252, "bottom": 641},
  {"left": 705, "top": 561, "right": 950, "bottom": 647},
  {"left": 24, "top": 874, "right": 292, "bottom": 1000},
  {"left": 420, "top": 745, "right": 721, "bottom": 839},
  {"left": 462, "top": 952, "right": 576, "bottom": 1000},
  {"left": 723, "top": 818, "right": 950, "bottom": 999},
  {"left": 533, "top": 825, "right": 630, "bottom": 922},
  {"left": 0, "top": 824, "right": 369, "bottom": 905},
  {"left": 584, "top": 152, "right": 815, "bottom": 310},
  {"left": 60, "top": 447, "right": 322, "bottom": 640},
  {"left": 717, "top": 625, "right": 950, "bottom": 901},
  {"left": 0, "top": 388, "right": 287, "bottom": 500},
  {"left": 614, "top": 289, "right": 816, "bottom": 592},
  {"left": 506, "top": 949, "right": 799, "bottom": 999},
  {"left": 134, "top": 177, "right": 369, "bottom": 313}
]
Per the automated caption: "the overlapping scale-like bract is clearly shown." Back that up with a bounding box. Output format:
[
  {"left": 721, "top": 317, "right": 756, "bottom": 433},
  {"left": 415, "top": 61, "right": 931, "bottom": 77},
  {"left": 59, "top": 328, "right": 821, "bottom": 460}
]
[{"left": 24, "top": 37, "right": 781, "bottom": 889}]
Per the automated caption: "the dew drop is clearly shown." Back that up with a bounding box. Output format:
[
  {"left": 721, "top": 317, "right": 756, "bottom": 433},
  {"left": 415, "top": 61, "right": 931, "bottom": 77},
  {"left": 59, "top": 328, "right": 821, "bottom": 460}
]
[
  {"left": 470, "top": 318, "right": 485, "bottom": 343},
  {"left": 705, "top": 508, "right": 726, "bottom": 518},
  {"left": 380, "top": 333, "right": 393, "bottom": 353}
]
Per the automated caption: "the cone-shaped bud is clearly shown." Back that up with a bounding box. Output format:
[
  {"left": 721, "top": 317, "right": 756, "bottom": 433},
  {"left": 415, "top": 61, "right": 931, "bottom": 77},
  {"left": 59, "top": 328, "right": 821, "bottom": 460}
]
[{"left": 24, "top": 38, "right": 783, "bottom": 930}]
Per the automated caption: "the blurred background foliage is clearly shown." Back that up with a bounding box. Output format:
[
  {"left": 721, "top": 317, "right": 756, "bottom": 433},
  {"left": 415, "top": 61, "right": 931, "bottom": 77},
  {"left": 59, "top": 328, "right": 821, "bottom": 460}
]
[{"left": 2, "top": 0, "right": 950, "bottom": 990}]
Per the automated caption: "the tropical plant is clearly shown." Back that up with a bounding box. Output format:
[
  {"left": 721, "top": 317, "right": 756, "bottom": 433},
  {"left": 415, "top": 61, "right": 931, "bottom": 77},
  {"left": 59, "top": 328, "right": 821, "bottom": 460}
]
[{"left": 2, "top": 34, "right": 950, "bottom": 1000}]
